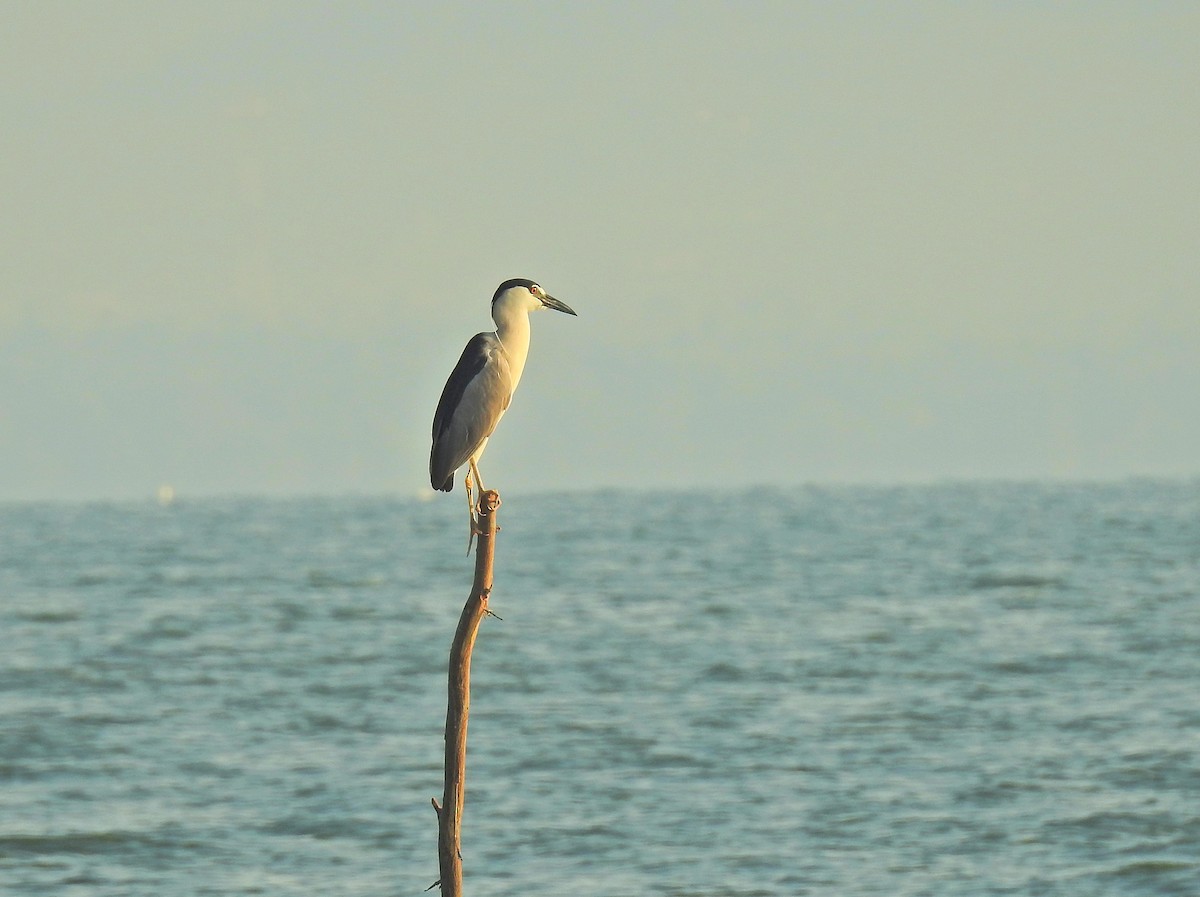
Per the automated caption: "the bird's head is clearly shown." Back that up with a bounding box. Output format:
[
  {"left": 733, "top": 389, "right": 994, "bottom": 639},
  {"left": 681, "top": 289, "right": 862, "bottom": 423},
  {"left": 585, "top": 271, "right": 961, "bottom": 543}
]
[{"left": 492, "top": 278, "right": 577, "bottom": 317}]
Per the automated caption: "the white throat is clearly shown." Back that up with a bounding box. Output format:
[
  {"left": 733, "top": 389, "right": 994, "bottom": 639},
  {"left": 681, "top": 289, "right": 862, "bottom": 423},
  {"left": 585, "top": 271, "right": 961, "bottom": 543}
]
[{"left": 492, "top": 300, "right": 533, "bottom": 391}]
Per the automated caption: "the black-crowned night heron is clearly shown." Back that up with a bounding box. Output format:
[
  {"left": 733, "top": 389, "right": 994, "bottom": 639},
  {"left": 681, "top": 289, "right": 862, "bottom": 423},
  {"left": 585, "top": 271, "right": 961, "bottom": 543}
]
[{"left": 430, "top": 278, "right": 576, "bottom": 536}]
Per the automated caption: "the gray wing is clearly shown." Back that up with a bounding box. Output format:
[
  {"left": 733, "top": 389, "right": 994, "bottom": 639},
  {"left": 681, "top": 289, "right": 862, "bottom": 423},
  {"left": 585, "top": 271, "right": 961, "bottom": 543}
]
[{"left": 430, "top": 333, "right": 512, "bottom": 490}]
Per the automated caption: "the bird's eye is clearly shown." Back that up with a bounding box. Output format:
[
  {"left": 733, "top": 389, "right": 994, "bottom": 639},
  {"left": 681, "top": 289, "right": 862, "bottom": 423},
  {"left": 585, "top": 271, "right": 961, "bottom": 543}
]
[{"left": 529, "top": 285, "right": 540, "bottom": 294}]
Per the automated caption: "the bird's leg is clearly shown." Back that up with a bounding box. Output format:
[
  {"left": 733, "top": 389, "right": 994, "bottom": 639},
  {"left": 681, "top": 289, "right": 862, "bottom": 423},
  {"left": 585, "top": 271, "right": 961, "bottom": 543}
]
[
  {"left": 464, "top": 470, "right": 479, "bottom": 553},
  {"left": 469, "top": 458, "right": 486, "bottom": 502},
  {"left": 465, "top": 459, "right": 487, "bottom": 553},
  {"left": 469, "top": 458, "right": 501, "bottom": 534}
]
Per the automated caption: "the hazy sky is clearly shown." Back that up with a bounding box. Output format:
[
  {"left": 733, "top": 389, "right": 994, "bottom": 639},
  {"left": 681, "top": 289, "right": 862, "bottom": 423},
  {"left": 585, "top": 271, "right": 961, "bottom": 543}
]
[{"left": 3, "top": 2, "right": 1198, "bottom": 502}]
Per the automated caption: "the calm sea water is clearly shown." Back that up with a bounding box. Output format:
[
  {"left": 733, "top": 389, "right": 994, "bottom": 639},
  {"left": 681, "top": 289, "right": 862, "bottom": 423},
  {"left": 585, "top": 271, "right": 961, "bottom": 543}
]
[{"left": 2, "top": 482, "right": 1198, "bottom": 896}]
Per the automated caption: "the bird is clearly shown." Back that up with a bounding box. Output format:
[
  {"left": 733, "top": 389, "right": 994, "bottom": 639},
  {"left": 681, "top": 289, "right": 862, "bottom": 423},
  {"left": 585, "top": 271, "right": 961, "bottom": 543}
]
[{"left": 430, "top": 278, "right": 576, "bottom": 540}]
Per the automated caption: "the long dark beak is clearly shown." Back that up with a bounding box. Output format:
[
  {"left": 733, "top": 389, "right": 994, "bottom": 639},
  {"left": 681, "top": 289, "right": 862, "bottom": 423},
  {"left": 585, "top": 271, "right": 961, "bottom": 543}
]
[{"left": 542, "top": 294, "right": 577, "bottom": 316}]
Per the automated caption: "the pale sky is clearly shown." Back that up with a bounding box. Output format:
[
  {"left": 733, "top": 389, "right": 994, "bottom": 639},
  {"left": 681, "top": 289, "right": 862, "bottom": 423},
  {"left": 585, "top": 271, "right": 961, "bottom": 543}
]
[{"left": 3, "top": 2, "right": 1198, "bottom": 502}]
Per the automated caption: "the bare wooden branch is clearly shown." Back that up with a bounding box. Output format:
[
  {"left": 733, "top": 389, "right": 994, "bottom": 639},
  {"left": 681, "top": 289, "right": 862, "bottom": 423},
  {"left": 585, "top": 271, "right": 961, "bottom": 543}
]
[{"left": 436, "top": 489, "right": 500, "bottom": 897}]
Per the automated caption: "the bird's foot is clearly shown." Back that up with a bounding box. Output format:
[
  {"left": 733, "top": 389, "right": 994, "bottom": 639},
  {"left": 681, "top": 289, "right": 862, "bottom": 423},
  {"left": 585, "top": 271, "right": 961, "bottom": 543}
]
[{"left": 466, "top": 513, "right": 484, "bottom": 555}]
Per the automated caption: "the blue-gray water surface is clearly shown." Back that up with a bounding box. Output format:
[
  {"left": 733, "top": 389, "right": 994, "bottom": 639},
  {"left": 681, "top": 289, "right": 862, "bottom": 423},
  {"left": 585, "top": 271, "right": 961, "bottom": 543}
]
[{"left": 2, "top": 482, "right": 1198, "bottom": 896}]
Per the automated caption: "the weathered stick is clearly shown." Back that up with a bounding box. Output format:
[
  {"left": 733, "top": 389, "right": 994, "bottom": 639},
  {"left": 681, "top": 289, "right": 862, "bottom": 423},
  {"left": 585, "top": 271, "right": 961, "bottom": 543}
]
[{"left": 437, "top": 489, "right": 500, "bottom": 896}]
